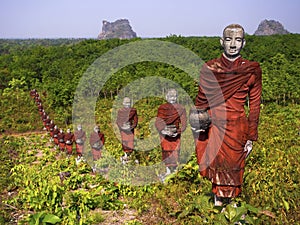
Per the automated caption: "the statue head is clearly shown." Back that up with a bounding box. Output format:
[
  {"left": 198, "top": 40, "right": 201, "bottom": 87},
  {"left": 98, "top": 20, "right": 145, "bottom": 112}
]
[
  {"left": 94, "top": 125, "right": 100, "bottom": 133},
  {"left": 166, "top": 89, "right": 178, "bottom": 104},
  {"left": 123, "top": 97, "right": 131, "bottom": 108},
  {"left": 220, "top": 24, "right": 246, "bottom": 61}
]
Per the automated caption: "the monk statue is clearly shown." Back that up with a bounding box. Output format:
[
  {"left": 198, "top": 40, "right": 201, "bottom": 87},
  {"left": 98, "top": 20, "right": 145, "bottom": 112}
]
[
  {"left": 116, "top": 97, "right": 138, "bottom": 163},
  {"left": 155, "top": 89, "right": 187, "bottom": 177},
  {"left": 64, "top": 128, "right": 74, "bottom": 156},
  {"left": 74, "top": 124, "right": 87, "bottom": 161},
  {"left": 192, "top": 24, "right": 262, "bottom": 206}
]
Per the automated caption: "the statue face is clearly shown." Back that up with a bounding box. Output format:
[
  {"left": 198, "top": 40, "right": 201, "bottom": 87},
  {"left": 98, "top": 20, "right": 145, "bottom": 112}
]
[
  {"left": 94, "top": 126, "right": 100, "bottom": 133},
  {"left": 166, "top": 90, "right": 177, "bottom": 104},
  {"left": 220, "top": 28, "right": 245, "bottom": 60},
  {"left": 123, "top": 97, "right": 131, "bottom": 108}
]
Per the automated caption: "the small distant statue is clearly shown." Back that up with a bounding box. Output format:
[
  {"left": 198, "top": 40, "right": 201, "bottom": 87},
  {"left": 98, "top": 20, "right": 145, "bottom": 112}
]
[
  {"left": 52, "top": 125, "right": 60, "bottom": 149},
  {"left": 192, "top": 24, "right": 262, "bottom": 206},
  {"left": 49, "top": 120, "right": 55, "bottom": 142},
  {"left": 45, "top": 116, "right": 51, "bottom": 132},
  {"left": 116, "top": 97, "right": 138, "bottom": 163},
  {"left": 30, "top": 89, "right": 37, "bottom": 99},
  {"left": 64, "top": 128, "right": 74, "bottom": 156},
  {"left": 37, "top": 103, "right": 44, "bottom": 116},
  {"left": 41, "top": 112, "right": 48, "bottom": 130},
  {"left": 89, "top": 125, "right": 105, "bottom": 161},
  {"left": 57, "top": 128, "right": 65, "bottom": 152},
  {"left": 74, "top": 124, "right": 86, "bottom": 160},
  {"left": 155, "top": 89, "right": 187, "bottom": 177}
]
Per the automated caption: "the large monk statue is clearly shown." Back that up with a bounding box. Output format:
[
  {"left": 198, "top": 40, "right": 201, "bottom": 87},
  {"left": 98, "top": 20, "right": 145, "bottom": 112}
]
[
  {"left": 191, "top": 24, "right": 262, "bottom": 206},
  {"left": 155, "top": 89, "right": 187, "bottom": 175},
  {"left": 116, "top": 97, "right": 138, "bottom": 162}
]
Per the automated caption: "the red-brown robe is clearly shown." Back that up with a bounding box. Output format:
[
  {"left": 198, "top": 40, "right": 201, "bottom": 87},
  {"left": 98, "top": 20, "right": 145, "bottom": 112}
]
[
  {"left": 74, "top": 130, "right": 86, "bottom": 156},
  {"left": 30, "top": 90, "right": 37, "bottom": 98},
  {"left": 194, "top": 54, "right": 262, "bottom": 198},
  {"left": 35, "top": 95, "right": 42, "bottom": 105},
  {"left": 45, "top": 118, "right": 51, "bottom": 131},
  {"left": 89, "top": 131, "right": 105, "bottom": 161},
  {"left": 64, "top": 132, "right": 74, "bottom": 155},
  {"left": 116, "top": 108, "right": 138, "bottom": 153},
  {"left": 57, "top": 132, "right": 65, "bottom": 151},
  {"left": 38, "top": 104, "right": 44, "bottom": 115},
  {"left": 53, "top": 128, "right": 60, "bottom": 146},
  {"left": 155, "top": 103, "right": 187, "bottom": 167},
  {"left": 41, "top": 113, "right": 47, "bottom": 127},
  {"left": 49, "top": 123, "right": 55, "bottom": 137}
]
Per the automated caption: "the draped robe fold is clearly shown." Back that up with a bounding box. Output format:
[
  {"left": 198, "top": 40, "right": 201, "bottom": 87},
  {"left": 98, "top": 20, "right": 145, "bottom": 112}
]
[{"left": 195, "top": 54, "right": 262, "bottom": 198}]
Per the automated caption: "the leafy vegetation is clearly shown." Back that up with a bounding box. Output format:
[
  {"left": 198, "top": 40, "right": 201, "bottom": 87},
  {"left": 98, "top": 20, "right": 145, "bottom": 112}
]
[{"left": 0, "top": 35, "right": 299, "bottom": 224}]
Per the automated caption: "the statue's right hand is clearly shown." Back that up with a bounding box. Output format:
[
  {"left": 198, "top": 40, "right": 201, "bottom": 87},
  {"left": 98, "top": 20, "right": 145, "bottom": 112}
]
[
  {"left": 191, "top": 127, "right": 205, "bottom": 133},
  {"left": 161, "top": 129, "right": 168, "bottom": 135}
]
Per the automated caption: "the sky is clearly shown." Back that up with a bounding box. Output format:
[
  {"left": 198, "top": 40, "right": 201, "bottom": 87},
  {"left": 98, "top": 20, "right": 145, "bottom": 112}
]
[{"left": 1, "top": 0, "right": 300, "bottom": 39}]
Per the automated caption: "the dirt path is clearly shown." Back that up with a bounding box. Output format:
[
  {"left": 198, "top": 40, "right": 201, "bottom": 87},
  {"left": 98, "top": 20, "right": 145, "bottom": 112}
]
[{"left": 0, "top": 130, "right": 45, "bottom": 137}]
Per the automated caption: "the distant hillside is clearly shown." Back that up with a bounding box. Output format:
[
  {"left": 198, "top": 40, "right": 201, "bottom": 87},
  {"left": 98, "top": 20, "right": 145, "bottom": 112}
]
[
  {"left": 254, "top": 19, "right": 290, "bottom": 35},
  {"left": 97, "top": 19, "right": 137, "bottom": 40}
]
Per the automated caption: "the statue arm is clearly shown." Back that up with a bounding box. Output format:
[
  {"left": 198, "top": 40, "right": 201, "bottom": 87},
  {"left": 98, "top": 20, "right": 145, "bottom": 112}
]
[
  {"left": 101, "top": 133, "right": 105, "bottom": 145},
  {"left": 178, "top": 108, "right": 187, "bottom": 134},
  {"left": 131, "top": 110, "right": 138, "bottom": 129},
  {"left": 248, "top": 66, "right": 262, "bottom": 141}
]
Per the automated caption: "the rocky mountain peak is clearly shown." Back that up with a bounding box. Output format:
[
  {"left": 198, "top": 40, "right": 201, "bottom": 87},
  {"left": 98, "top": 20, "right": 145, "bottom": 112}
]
[
  {"left": 254, "top": 19, "right": 290, "bottom": 36},
  {"left": 97, "top": 19, "right": 137, "bottom": 40}
]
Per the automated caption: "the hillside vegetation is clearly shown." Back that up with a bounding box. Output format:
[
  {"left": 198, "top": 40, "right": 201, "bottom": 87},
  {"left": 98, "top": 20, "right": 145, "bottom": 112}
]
[{"left": 0, "top": 35, "right": 299, "bottom": 224}]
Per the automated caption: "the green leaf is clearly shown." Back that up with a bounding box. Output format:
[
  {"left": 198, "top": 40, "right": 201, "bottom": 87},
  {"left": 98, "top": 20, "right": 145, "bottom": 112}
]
[
  {"left": 245, "top": 214, "right": 256, "bottom": 224},
  {"left": 42, "top": 214, "right": 61, "bottom": 224},
  {"left": 235, "top": 206, "right": 247, "bottom": 221},
  {"left": 282, "top": 198, "right": 290, "bottom": 211},
  {"left": 245, "top": 203, "right": 259, "bottom": 214},
  {"left": 29, "top": 212, "right": 44, "bottom": 225},
  {"left": 224, "top": 205, "right": 237, "bottom": 222}
]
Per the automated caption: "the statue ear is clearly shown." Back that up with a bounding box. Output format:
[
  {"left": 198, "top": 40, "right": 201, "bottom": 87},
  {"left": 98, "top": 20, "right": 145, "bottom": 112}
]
[
  {"left": 242, "top": 39, "right": 246, "bottom": 48},
  {"left": 219, "top": 38, "right": 224, "bottom": 47}
]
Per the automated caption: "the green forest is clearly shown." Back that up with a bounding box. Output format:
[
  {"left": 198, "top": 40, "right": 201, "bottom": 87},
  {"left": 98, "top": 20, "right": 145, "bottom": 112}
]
[{"left": 0, "top": 34, "right": 299, "bottom": 225}]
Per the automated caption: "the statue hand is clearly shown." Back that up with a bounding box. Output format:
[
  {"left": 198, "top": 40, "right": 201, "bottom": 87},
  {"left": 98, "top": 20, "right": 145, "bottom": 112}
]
[
  {"left": 191, "top": 127, "right": 205, "bottom": 133},
  {"left": 171, "top": 133, "right": 178, "bottom": 137},
  {"left": 161, "top": 129, "right": 168, "bottom": 135},
  {"left": 244, "top": 140, "right": 253, "bottom": 158},
  {"left": 121, "top": 124, "right": 131, "bottom": 131}
]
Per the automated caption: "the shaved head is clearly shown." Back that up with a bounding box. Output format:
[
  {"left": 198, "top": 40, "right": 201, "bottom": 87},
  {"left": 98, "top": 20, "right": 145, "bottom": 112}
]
[{"left": 222, "top": 24, "right": 245, "bottom": 38}]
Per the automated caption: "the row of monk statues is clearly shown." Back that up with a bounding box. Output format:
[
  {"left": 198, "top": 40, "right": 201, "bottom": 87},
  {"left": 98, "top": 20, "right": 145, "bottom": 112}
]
[{"left": 30, "top": 24, "right": 262, "bottom": 207}]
